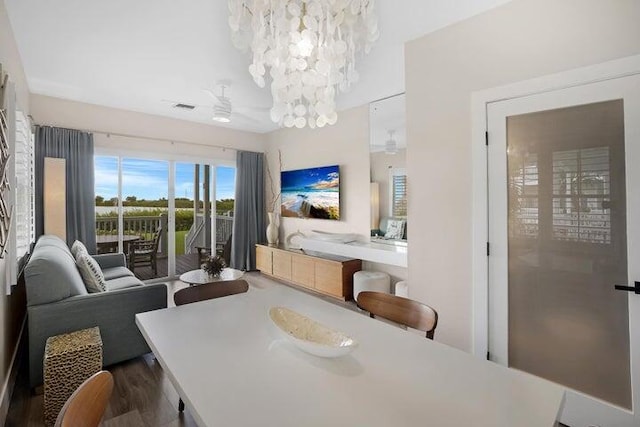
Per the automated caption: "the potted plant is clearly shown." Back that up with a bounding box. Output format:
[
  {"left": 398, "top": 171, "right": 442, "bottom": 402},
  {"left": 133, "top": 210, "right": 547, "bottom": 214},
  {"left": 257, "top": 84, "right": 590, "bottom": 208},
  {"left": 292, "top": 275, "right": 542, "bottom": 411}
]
[{"left": 201, "top": 255, "right": 226, "bottom": 278}]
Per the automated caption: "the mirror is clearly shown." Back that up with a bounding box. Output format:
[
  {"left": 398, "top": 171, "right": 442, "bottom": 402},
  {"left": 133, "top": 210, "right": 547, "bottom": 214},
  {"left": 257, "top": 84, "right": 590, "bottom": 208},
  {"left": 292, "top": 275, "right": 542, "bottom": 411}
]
[{"left": 369, "top": 93, "right": 407, "bottom": 247}]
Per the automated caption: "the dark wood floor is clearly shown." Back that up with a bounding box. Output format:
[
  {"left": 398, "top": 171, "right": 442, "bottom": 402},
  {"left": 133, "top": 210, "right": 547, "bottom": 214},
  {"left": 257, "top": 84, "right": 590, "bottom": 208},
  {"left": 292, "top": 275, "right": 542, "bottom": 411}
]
[
  {"left": 6, "top": 273, "right": 204, "bottom": 427},
  {"left": 133, "top": 253, "right": 199, "bottom": 281},
  {"left": 5, "top": 273, "right": 276, "bottom": 427},
  {"left": 5, "top": 272, "right": 566, "bottom": 426},
  {"left": 6, "top": 352, "right": 198, "bottom": 427}
]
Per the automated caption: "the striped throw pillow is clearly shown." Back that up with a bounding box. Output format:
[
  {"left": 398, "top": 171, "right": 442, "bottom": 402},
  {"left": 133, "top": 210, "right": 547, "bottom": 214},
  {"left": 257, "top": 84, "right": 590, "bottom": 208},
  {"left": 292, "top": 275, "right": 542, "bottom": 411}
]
[
  {"left": 76, "top": 253, "right": 107, "bottom": 293},
  {"left": 71, "top": 240, "right": 88, "bottom": 259}
]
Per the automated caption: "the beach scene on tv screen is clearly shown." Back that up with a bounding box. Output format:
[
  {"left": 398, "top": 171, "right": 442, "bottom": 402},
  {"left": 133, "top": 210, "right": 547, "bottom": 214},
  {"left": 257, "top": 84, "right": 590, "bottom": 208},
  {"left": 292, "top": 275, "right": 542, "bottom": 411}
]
[{"left": 281, "top": 165, "right": 340, "bottom": 220}]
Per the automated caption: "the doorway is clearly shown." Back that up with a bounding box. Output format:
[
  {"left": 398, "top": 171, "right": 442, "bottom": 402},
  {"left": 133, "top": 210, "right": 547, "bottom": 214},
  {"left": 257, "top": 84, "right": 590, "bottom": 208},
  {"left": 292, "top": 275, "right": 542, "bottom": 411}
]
[
  {"left": 94, "top": 156, "right": 235, "bottom": 281},
  {"left": 485, "top": 72, "right": 640, "bottom": 426}
]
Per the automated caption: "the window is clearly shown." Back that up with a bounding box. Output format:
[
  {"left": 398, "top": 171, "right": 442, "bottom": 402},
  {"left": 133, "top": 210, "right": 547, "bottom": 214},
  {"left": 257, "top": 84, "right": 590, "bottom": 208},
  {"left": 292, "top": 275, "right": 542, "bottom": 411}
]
[
  {"left": 509, "top": 152, "right": 539, "bottom": 239},
  {"left": 14, "top": 110, "right": 35, "bottom": 258},
  {"left": 390, "top": 168, "right": 407, "bottom": 217},
  {"left": 552, "top": 147, "right": 611, "bottom": 244}
]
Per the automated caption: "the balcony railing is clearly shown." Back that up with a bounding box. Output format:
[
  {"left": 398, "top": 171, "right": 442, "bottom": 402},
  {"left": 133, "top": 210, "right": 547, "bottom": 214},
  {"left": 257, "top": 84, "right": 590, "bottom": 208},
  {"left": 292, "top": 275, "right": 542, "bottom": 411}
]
[
  {"left": 184, "top": 214, "right": 234, "bottom": 254},
  {"left": 96, "top": 213, "right": 233, "bottom": 257},
  {"left": 96, "top": 214, "right": 168, "bottom": 256}
]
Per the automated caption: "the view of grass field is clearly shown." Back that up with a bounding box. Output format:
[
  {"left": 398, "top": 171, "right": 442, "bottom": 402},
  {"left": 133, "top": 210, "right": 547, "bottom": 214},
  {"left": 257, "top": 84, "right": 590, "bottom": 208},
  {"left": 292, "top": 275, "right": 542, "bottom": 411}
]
[{"left": 175, "top": 230, "right": 188, "bottom": 256}]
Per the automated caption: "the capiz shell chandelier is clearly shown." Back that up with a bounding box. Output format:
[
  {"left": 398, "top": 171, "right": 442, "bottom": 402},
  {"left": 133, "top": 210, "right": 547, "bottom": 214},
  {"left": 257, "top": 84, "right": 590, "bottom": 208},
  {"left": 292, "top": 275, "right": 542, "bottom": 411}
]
[{"left": 228, "top": 0, "right": 379, "bottom": 129}]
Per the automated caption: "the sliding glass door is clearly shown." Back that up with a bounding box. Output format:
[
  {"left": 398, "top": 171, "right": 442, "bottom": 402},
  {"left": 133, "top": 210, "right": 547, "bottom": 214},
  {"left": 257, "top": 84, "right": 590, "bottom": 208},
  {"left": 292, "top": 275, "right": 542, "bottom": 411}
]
[
  {"left": 121, "top": 158, "right": 169, "bottom": 280},
  {"left": 95, "top": 155, "right": 235, "bottom": 281},
  {"left": 173, "top": 163, "right": 236, "bottom": 275},
  {"left": 175, "top": 162, "right": 207, "bottom": 276},
  {"left": 95, "top": 156, "right": 120, "bottom": 252},
  {"left": 215, "top": 166, "right": 236, "bottom": 258}
]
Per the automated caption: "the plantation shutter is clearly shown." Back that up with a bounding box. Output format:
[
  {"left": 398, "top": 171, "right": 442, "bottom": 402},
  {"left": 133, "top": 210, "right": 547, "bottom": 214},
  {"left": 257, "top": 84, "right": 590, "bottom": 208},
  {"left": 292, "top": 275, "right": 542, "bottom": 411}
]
[
  {"left": 15, "top": 110, "right": 35, "bottom": 258},
  {"left": 390, "top": 168, "right": 407, "bottom": 217}
]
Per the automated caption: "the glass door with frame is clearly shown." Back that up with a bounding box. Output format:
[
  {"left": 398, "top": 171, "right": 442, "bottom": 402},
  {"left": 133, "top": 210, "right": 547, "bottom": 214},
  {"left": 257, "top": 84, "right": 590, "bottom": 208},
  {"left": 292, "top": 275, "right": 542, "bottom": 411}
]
[{"left": 487, "top": 74, "right": 640, "bottom": 426}]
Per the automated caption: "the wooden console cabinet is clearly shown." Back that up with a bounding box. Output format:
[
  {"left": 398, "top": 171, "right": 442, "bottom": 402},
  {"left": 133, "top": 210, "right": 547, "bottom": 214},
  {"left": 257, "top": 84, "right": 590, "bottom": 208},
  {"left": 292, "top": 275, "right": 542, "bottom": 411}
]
[{"left": 255, "top": 244, "right": 361, "bottom": 300}]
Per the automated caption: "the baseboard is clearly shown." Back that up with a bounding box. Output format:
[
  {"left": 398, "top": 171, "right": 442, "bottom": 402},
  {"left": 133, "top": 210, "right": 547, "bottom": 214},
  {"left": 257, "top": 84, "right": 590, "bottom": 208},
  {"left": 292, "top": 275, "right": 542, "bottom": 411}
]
[{"left": 0, "top": 316, "right": 26, "bottom": 425}]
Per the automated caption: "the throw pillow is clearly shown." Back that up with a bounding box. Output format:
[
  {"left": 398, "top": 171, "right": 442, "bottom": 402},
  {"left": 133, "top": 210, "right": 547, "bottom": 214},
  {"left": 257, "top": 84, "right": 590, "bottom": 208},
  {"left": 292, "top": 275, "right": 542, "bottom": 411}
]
[
  {"left": 71, "top": 240, "right": 88, "bottom": 259},
  {"left": 384, "top": 219, "right": 406, "bottom": 240},
  {"left": 76, "top": 253, "right": 107, "bottom": 293}
]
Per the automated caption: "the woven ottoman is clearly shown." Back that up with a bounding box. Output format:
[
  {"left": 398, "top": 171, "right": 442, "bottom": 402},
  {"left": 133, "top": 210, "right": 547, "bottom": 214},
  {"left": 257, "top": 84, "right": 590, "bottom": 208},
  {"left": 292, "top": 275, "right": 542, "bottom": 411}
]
[
  {"left": 43, "top": 327, "right": 103, "bottom": 427},
  {"left": 353, "top": 270, "right": 391, "bottom": 301}
]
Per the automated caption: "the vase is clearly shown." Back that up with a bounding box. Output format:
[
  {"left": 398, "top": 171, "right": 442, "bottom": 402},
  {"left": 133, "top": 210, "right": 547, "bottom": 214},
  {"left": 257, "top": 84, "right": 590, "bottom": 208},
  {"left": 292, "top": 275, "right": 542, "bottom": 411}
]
[{"left": 266, "top": 212, "right": 279, "bottom": 246}]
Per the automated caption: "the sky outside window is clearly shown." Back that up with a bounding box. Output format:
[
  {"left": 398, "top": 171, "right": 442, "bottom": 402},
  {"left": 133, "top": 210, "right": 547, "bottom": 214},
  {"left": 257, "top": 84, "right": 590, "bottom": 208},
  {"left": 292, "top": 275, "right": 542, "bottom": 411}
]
[{"left": 95, "top": 156, "right": 235, "bottom": 201}]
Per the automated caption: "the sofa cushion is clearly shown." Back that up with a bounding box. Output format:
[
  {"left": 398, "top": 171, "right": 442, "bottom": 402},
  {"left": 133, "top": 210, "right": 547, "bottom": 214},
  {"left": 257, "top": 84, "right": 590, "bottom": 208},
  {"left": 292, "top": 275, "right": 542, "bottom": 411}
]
[
  {"left": 25, "top": 245, "right": 88, "bottom": 306},
  {"left": 105, "top": 276, "right": 144, "bottom": 291},
  {"left": 76, "top": 253, "right": 107, "bottom": 293},
  {"left": 34, "top": 235, "right": 75, "bottom": 261},
  {"left": 103, "top": 266, "right": 135, "bottom": 281}
]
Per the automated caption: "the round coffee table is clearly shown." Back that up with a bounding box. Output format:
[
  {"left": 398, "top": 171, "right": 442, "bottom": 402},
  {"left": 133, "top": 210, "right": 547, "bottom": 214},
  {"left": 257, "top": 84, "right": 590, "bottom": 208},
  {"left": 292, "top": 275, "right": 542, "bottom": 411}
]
[{"left": 179, "top": 268, "right": 244, "bottom": 286}]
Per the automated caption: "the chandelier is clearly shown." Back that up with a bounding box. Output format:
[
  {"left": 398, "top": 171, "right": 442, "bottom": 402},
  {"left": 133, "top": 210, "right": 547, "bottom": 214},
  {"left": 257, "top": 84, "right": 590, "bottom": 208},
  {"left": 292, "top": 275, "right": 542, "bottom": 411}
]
[{"left": 228, "top": 0, "right": 379, "bottom": 129}]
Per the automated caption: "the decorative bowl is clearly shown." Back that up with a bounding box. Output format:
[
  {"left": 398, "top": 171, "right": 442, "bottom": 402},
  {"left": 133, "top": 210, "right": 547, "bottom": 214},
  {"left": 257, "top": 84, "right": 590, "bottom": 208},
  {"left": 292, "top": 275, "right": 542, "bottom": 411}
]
[{"left": 269, "top": 307, "right": 358, "bottom": 358}]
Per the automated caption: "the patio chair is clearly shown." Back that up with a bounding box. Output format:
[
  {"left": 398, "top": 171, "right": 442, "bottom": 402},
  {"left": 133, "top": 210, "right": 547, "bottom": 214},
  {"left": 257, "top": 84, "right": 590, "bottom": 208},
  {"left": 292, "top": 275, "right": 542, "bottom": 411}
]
[
  {"left": 195, "top": 233, "right": 233, "bottom": 267},
  {"left": 128, "top": 227, "right": 163, "bottom": 275}
]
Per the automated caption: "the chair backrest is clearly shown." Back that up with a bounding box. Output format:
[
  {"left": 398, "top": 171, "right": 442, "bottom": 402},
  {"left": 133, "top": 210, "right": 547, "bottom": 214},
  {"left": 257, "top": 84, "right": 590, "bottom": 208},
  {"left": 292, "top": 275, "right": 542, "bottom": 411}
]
[
  {"left": 222, "top": 233, "right": 233, "bottom": 266},
  {"left": 173, "top": 279, "right": 249, "bottom": 306},
  {"left": 356, "top": 291, "right": 438, "bottom": 339},
  {"left": 151, "top": 226, "right": 163, "bottom": 251},
  {"left": 54, "top": 370, "right": 114, "bottom": 427}
]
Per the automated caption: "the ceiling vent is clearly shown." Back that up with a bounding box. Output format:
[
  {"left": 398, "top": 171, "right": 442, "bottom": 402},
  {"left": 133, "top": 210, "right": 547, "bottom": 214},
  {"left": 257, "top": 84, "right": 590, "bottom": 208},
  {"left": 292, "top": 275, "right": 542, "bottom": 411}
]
[{"left": 173, "top": 103, "right": 196, "bottom": 110}]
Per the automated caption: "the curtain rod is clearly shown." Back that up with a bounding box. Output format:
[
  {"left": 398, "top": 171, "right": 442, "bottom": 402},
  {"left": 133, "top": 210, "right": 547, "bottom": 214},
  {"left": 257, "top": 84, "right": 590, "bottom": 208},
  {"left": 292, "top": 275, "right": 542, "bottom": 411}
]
[{"left": 37, "top": 125, "right": 240, "bottom": 152}]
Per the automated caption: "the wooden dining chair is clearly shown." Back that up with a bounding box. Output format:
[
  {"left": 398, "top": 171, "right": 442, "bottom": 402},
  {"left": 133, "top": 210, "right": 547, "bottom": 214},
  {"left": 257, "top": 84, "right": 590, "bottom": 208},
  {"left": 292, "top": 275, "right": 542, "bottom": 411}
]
[
  {"left": 54, "top": 370, "right": 114, "bottom": 427},
  {"left": 356, "top": 291, "right": 439, "bottom": 339},
  {"left": 173, "top": 279, "right": 249, "bottom": 306},
  {"left": 172, "top": 278, "right": 249, "bottom": 412}
]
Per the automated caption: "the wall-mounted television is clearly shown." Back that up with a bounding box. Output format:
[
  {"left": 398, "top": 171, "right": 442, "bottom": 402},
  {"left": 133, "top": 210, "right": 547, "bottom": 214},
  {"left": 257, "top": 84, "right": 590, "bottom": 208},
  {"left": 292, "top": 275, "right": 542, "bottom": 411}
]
[{"left": 281, "top": 165, "right": 340, "bottom": 220}]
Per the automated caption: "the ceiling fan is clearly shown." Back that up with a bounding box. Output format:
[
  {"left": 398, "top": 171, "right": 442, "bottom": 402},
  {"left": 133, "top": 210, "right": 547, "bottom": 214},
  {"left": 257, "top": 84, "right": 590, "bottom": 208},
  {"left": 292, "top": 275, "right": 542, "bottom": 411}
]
[
  {"left": 371, "top": 130, "right": 399, "bottom": 155},
  {"left": 162, "top": 84, "right": 266, "bottom": 124},
  {"left": 204, "top": 85, "right": 236, "bottom": 123}
]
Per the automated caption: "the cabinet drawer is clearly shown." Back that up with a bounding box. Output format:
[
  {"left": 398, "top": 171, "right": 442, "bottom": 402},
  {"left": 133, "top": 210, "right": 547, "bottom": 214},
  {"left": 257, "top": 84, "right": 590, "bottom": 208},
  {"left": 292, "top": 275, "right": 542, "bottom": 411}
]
[
  {"left": 314, "top": 260, "right": 343, "bottom": 297},
  {"left": 255, "top": 245, "right": 273, "bottom": 275},
  {"left": 291, "top": 255, "right": 315, "bottom": 289},
  {"left": 272, "top": 251, "right": 292, "bottom": 280}
]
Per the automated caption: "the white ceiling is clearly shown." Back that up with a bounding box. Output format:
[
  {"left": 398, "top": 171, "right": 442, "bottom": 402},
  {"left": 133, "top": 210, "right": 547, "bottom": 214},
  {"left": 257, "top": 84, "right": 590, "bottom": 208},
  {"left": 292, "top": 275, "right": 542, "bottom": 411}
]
[{"left": 6, "top": 0, "right": 512, "bottom": 134}]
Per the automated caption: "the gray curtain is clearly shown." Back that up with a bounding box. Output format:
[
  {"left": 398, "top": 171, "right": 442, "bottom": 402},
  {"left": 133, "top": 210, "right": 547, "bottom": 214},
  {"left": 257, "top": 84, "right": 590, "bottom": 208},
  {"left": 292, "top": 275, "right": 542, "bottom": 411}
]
[
  {"left": 35, "top": 126, "right": 96, "bottom": 253},
  {"left": 231, "top": 151, "right": 266, "bottom": 270}
]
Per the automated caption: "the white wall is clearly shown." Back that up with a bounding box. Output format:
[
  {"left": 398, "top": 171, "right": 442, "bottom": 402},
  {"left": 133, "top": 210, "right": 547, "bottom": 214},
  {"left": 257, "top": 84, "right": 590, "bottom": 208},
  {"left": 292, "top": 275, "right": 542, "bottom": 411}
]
[
  {"left": 266, "top": 106, "right": 370, "bottom": 238},
  {"left": 406, "top": 0, "right": 640, "bottom": 351},
  {"left": 0, "top": 0, "right": 29, "bottom": 417},
  {"left": 30, "top": 94, "right": 267, "bottom": 160},
  {"left": 265, "top": 106, "right": 407, "bottom": 283}
]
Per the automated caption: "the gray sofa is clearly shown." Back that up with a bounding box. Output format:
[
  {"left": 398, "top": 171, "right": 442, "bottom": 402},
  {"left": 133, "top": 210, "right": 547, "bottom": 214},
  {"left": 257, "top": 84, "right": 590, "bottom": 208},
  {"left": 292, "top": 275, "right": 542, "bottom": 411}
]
[{"left": 25, "top": 235, "right": 167, "bottom": 387}]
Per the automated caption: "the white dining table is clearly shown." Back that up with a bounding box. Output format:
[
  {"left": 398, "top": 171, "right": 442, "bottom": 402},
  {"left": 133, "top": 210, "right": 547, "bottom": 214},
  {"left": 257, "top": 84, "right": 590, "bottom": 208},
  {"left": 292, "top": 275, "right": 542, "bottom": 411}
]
[{"left": 135, "top": 284, "right": 565, "bottom": 427}]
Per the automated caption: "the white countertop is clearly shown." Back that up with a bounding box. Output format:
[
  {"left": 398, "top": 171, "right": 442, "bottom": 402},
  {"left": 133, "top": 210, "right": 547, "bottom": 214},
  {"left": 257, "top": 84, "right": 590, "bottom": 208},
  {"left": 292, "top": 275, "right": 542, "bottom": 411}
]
[
  {"left": 136, "top": 284, "right": 563, "bottom": 426},
  {"left": 300, "top": 237, "right": 408, "bottom": 267}
]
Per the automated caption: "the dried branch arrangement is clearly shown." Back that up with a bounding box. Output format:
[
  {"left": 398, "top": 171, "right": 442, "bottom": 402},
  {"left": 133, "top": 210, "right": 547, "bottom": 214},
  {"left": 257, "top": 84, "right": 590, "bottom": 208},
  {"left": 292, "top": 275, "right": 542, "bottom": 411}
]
[{"left": 265, "top": 149, "right": 282, "bottom": 213}]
